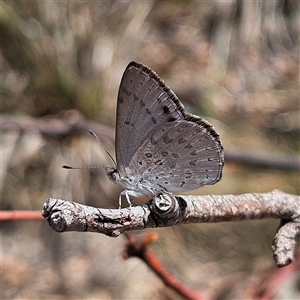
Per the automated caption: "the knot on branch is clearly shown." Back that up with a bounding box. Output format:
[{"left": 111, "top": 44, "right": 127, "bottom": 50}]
[
  {"left": 42, "top": 198, "right": 68, "bottom": 232},
  {"left": 42, "top": 198, "right": 88, "bottom": 232},
  {"left": 272, "top": 218, "right": 300, "bottom": 267},
  {"left": 150, "top": 192, "right": 187, "bottom": 226}
]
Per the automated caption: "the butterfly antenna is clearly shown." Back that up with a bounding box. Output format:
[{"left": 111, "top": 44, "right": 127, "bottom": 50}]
[
  {"left": 62, "top": 165, "right": 105, "bottom": 170},
  {"left": 89, "top": 130, "right": 117, "bottom": 166}
]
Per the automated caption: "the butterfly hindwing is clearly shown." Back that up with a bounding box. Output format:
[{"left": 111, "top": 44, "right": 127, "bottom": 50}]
[{"left": 127, "top": 120, "right": 223, "bottom": 193}]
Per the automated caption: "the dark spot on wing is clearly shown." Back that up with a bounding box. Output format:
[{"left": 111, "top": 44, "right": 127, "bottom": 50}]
[
  {"left": 151, "top": 137, "right": 158, "bottom": 145},
  {"left": 208, "top": 157, "right": 217, "bottom": 162},
  {"left": 124, "top": 88, "right": 131, "bottom": 96},
  {"left": 163, "top": 106, "right": 169, "bottom": 114},
  {"left": 185, "top": 170, "right": 192, "bottom": 179},
  {"left": 178, "top": 138, "right": 187, "bottom": 144},
  {"left": 157, "top": 184, "right": 167, "bottom": 191},
  {"left": 189, "top": 160, "right": 197, "bottom": 166},
  {"left": 168, "top": 116, "right": 177, "bottom": 122},
  {"left": 155, "top": 160, "right": 163, "bottom": 165},
  {"left": 163, "top": 135, "right": 173, "bottom": 144},
  {"left": 162, "top": 151, "right": 168, "bottom": 157}
]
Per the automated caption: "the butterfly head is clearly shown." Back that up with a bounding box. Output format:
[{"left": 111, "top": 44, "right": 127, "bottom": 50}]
[{"left": 104, "top": 167, "right": 121, "bottom": 184}]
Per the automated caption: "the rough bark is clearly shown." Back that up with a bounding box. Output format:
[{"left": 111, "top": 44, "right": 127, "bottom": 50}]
[{"left": 42, "top": 189, "right": 300, "bottom": 267}]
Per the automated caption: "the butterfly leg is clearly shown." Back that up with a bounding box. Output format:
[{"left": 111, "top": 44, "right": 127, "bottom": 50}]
[
  {"left": 119, "top": 190, "right": 134, "bottom": 209},
  {"left": 118, "top": 193, "right": 123, "bottom": 209}
]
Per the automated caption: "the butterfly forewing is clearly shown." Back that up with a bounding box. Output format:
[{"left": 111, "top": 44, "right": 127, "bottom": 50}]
[{"left": 116, "top": 62, "right": 185, "bottom": 174}]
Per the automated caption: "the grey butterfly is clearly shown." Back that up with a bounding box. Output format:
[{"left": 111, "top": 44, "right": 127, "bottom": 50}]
[{"left": 104, "top": 61, "right": 224, "bottom": 207}]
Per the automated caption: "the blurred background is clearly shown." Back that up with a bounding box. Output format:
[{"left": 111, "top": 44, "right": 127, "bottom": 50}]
[{"left": 1, "top": 1, "right": 299, "bottom": 299}]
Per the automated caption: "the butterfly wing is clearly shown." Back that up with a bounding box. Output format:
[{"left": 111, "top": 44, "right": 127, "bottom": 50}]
[
  {"left": 127, "top": 119, "right": 224, "bottom": 193},
  {"left": 116, "top": 61, "right": 186, "bottom": 174},
  {"left": 115, "top": 61, "right": 224, "bottom": 193}
]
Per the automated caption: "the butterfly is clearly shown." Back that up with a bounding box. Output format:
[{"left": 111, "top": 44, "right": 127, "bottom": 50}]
[{"left": 103, "top": 61, "right": 224, "bottom": 207}]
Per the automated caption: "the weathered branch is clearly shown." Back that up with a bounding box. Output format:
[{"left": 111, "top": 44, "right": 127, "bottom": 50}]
[
  {"left": 0, "top": 111, "right": 114, "bottom": 141},
  {"left": 1, "top": 113, "right": 299, "bottom": 171},
  {"left": 225, "top": 150, "right": 300, "bottom": 171},
  {"left": 42, "top": 190, "right": 300, "bottom": 267}
]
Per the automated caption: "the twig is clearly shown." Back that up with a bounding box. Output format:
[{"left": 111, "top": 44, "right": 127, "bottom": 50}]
[
  {"left": 42, "top": 190, "right": 300, "bottom": 267},
  {"left": 1, "top": 113, "right": 299, "bottom": 171},
  {"left": 0, "top": 210, "right": 44, "bottom": 221},
  {"left": 0, "top": 111, "right": 114, "bottom": 141},
  {"left": 225, "top": 150, "right": 300, "bottom": 171},
  {"left": 124, "top": 233, "right": 204, "bottom": 300}
]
